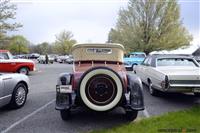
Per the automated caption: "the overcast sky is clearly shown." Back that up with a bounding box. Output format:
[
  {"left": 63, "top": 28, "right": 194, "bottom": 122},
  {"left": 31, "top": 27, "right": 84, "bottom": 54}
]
[{"left": 10, "top": 0, "right": 200, "bottom": 52}]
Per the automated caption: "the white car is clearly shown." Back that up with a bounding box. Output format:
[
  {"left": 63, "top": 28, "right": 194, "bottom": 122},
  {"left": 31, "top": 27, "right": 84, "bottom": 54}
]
[
  {"left": 0, "top": 73, "right": 30, "bottom": 108},
  {"left": 37, "top": 55, "right": 54, "bottom": 64},
  {"left": 134, "top": 55, "right": 200, "bottom": 96}
]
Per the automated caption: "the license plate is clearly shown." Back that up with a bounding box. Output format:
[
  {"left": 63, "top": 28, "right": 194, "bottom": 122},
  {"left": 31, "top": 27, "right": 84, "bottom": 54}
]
[
  {"left": 60, "top": 85, "right": 72, "bottom": 93},
  {"left": 194, "top": 88, "right": 200, "bottom": 93}
]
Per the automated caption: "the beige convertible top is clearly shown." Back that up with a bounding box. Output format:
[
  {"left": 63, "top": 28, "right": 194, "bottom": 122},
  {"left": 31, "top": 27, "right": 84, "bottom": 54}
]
[{"left": 72, "top": 43, "right": 124, "bottom": 62}]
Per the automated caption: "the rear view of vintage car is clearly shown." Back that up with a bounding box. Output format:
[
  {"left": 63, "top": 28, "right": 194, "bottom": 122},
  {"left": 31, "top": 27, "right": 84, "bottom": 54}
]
[{"left": 55, "top": 43, "right": 144, "bottom": 121}]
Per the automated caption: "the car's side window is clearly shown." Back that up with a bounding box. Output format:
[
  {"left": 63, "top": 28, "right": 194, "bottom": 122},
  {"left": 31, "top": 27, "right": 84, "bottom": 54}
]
[
  {"left": 142, "top": 57, "right": 149, "bottom": 66},
  {"left": 0, "top": 53, "right": 9, "bottom": 60},
  {"left": 146, "top": 57, "right": 152, "bottom": 66}
]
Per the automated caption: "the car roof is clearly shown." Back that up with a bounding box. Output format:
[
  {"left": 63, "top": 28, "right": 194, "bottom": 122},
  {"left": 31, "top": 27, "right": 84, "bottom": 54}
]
[
  {"left": 149, "top": 54, "right": 193, "bottom": 59},
  {"left": 0, "top": 50, "right": 9, "bottom": 52},
  {"left": 72, "top": 43, "right": 125, "bottom": 51}
]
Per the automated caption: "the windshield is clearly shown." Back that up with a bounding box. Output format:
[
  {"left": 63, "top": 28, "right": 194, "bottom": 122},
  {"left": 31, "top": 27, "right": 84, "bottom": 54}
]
[
  {"left": 129, "top": 54, "right": 146, "bottom": 58},
  {"left": 157, "top": 58, "right": 198, "bottom": 67}
]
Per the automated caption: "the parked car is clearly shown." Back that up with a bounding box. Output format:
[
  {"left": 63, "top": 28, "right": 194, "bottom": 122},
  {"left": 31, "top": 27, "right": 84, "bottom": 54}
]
[
  {"left": 29, "top": 53, "right": 40, "bottom": 59},
  {"left": 64, "top": 55, "right": 74, "bottom": 64},
  {"left": 134, "top": 54, "right": 200, "bottom": 96},
  {"left": 0, "top": 50, "right": 36, "bottom": 75},
  {"left": 0, "top": 73, "right": 29, "bottom": 109},
  {"left": 37, "top": 55, "right": 54, "bottom": 64},
  {"left": 56, "top": 43, "right": 144, "bottom": 121},
  {"left": 123, "top": 52, "right": 146, "bottom": 71},
  {"left": 57, "top": 55, "right": 69, "bottom": 63}
]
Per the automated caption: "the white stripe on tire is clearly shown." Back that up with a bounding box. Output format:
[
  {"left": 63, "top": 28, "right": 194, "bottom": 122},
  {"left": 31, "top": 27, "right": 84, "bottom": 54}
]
[{"left": 80, "top": 69, "right": 123, "bottom": 111}]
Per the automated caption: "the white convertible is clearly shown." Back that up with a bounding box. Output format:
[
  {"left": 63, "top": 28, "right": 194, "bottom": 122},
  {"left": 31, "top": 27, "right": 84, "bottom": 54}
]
[{"left": 134, "top": 55, "right": 200, "bottom": 96}]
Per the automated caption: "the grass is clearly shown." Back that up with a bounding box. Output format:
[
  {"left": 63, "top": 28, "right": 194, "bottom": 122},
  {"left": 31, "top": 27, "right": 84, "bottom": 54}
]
[{"left": 91, "top": 106, "right": 200, "bottom": 133}]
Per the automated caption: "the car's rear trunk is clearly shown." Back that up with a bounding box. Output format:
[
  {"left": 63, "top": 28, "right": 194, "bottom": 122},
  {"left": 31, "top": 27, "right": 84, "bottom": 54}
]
[{"left": 157, "top": 66, "right": 200, "bottom": 86}]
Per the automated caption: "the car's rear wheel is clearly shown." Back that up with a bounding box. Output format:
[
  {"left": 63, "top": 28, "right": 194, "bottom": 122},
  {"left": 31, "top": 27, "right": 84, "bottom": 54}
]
[
  {"left": 60, "top": 109, "right": 71, "bottom": 121},
  {"left": 79, "top": 67, "right": 123, "bottom": 112},
  {"left": 9, "top": 83, "right": 28, "bottom": 109},
  {"left": 18, "top": 67, "right": 29, "bottom": 75},
  {"left": 148, "top": 81, "right": 159, "bottom": 96}
]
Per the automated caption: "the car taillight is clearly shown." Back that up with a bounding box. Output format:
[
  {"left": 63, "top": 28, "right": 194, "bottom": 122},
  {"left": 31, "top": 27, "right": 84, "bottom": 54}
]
[{"left": 161, "top": 75, "right": 169, "bottom": 90}]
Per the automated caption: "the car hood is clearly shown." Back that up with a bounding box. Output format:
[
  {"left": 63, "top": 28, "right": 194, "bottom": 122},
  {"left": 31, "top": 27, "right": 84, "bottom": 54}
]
[{"left": 156, "top": 66, "right": 200, "bottom": 76}]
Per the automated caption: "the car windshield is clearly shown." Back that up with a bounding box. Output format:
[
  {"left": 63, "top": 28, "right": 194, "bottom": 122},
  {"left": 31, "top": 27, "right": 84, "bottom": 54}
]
[
  {"left": 129, "top": 54, "right": 145, "bottom": 58},
  {"left": 157, "top": 58, "right": 198, "bottom": 67}
]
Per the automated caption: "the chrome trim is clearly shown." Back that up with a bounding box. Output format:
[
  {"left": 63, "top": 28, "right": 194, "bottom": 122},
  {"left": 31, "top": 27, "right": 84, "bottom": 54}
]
[
  {"left": 170, "top": 84, "right": 200, "bottom": 87},
  {"left": 0, "top": 94, "right": 12, "bottom": 100},
  {"left": 2, "top": 77, "right": 12, "bottom": 80}
]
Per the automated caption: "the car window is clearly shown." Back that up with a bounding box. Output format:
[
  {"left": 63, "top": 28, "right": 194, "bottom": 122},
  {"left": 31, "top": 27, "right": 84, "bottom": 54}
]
[
  {"left": 0, "top": 53, "right": 9, "bottom": 59},
  {"left": 146, "top": 57, "right": 152, "bottom": 66},
  {"left": 142, "top": 57, "right": 149, "bottom": 65},
  {"left": 157, "top": 58, "right": 198, "bottom": 67}
]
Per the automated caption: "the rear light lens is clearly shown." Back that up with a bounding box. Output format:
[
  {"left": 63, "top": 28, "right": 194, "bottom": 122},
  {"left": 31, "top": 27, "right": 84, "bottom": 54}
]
[{"left": 161, "top": 76, "right": 169, "bottom": 89}]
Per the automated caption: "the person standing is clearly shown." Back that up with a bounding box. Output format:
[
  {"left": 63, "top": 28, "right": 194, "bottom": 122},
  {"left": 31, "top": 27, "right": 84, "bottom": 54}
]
[{"left": 45, "top": 54, "right": 49, "bottom": 64}]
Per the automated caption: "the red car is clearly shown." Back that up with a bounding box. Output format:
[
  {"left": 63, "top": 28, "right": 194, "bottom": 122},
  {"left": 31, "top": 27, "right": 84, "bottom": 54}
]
[
  {"left": 56, "top": 43, "right": 144, "bottom": 121},
  {"left": 0, "top": 50, "right": 35, "bottom": 75}
]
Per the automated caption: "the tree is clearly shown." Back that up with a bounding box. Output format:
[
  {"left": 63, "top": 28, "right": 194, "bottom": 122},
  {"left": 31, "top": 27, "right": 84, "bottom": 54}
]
[
  {"left": 8, "top": 35, "right": 29, "bottom": 54},
  {"left": 0, "top": 0, "right": 22, "bottom": 37},
  {"left": 108, "top": 0, "right": 192, "bottom": 54},
  {"left": 54, "top": 30, "right": 77, "bottom": 55}
]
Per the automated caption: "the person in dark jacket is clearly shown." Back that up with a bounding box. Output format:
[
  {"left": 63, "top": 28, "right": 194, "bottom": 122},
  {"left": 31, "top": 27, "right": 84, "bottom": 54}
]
[{"left": 45, "top": 54, "right": 49, "bottom": 64}]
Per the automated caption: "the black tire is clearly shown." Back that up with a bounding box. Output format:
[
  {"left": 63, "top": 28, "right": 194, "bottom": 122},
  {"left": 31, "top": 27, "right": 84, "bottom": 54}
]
[
  {"left": 194, "top": 92, "right": 200, "bottom": 97},
  {"left": 60, "top": 109, "right": 71, "bottom": 121},
  {"left": 148, "top": 81, "right": 159, "bottom": 96},
  {"left": 9, "top": 83, "right": 28, "bottom": 109},
  {"left": 125, "top": 110, "right": 138, "bottom": 121},
  {"left": 18, "top": 67, "right": 29, "bottom": 75}
]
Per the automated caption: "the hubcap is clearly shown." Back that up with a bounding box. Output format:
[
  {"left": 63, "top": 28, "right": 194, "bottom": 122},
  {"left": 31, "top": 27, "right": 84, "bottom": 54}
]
[
  {"left": 15, "top": 86, "right": 26, "bottom": 106},
  {"left": 19, "top": 68, "right": 27, "bottom": 75},
  {"left": 85, "top": 74, "right": 117, "bottom": 106}
]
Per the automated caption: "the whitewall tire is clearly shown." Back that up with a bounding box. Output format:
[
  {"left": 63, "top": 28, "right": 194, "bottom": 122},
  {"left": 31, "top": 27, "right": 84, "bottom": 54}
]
[{"left": 79, "top": 68, "right": 123, "bottom": 111}]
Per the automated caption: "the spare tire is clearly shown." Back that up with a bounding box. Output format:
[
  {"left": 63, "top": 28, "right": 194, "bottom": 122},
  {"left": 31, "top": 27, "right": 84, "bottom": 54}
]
[{"left": 79, "top": 67, "right": 123, "bottom": 111}]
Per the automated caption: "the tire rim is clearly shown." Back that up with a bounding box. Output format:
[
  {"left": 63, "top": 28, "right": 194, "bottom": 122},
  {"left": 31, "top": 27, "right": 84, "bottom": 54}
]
[
  {"left": 85, "top": 74, "right": 117, "bottom": 106},
  {"left": 19, "top": 68, "right": 27, "bottom": 75},
  {"left": 15, "top": 86, "right": 26, "bottom": 106}
]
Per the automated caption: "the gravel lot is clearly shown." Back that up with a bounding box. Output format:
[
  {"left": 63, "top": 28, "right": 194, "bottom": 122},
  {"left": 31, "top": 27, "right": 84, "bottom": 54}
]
[{"left": 0, "top": 63, "right": 199, "bottom": 133}]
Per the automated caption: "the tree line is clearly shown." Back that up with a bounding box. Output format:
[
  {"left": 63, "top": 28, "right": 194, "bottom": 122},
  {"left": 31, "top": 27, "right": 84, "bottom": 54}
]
[
  {"left": 108, "top": 0, "right": 192, "bottom": 54},
  {"left": 0, "top": 0, "right": 193, "bottom": 55},
  {"left": 0, "top": 0, "right": 76, "bottom": 55}
]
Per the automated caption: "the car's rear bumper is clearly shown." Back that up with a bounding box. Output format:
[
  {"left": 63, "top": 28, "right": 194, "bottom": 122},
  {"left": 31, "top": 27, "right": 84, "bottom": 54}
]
[{"left": 163, "top": 84, "right": 200, "bottom": 93}]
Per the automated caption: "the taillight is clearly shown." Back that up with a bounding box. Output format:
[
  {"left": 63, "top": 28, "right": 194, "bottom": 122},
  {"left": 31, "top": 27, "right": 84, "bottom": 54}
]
[{"left": 161, "top": 75, "right": 169, "bottom": 90}]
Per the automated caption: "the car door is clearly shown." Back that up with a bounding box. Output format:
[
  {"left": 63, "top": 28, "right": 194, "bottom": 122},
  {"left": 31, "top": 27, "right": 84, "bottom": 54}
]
[
  {"left": 136, "top": 57, "right": 149, "bottom": 82},
  {"left": 0, "top": 52, "right": 13, "bottom": 72},
  {"left": 0, "top": 77, "right": 5, "bottom": 106}
]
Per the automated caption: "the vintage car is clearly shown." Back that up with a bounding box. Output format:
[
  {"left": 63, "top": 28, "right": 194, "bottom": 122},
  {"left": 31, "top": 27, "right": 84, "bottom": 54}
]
[
  {"left": 37, "top": 55, "right": 54, "bottom": 64},
  {"left": 134, "top": 54, "right": 200, "bottom": 96},
  {"left": 123, "top": 52, "right": 146, "bottom": 71},
  {"left": 0, "top": 73, "right": 29, "bottom": 108},
  {"left": 56, "top": 43, "right": 144, "bottom": 121},
  {"left": 0, "top": 50, "right": 36, "bottom": 75}
]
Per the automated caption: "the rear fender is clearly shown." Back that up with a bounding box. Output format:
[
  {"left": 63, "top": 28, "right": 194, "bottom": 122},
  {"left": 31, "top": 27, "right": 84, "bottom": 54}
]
[
  {"left": 56, "top": 73, "right": 73, "bottom": 110},
  {"left": 126, "top": 73, "right": 144, "bottom": 111}
]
